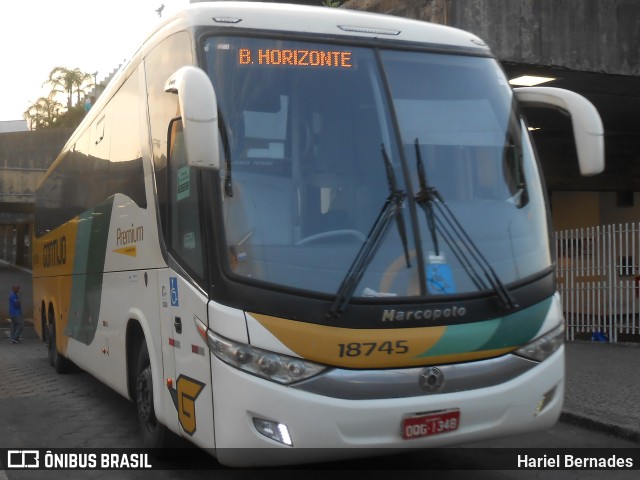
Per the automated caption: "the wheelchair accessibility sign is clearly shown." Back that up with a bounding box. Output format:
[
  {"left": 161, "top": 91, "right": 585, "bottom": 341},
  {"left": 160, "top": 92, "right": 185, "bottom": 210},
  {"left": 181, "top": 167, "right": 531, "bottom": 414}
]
[
  {"left": 170, "top": 277, "right": 179, "bottom": 306},
  {"left": 426, "top": 263, "right": 456, "bottom": 295}
]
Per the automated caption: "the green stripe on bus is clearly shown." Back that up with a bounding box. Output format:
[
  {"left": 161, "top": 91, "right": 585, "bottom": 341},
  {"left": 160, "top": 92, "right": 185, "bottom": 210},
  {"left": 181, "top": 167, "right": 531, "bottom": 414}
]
[
  {"left": 416, "top": 297, "right": 552, "bottom": 358},
  {"left": 65, "top": 198, "right": 114, "bottom": 345},
  {"left": 476, "top": 298, "right": 552, "bottom": 351}
]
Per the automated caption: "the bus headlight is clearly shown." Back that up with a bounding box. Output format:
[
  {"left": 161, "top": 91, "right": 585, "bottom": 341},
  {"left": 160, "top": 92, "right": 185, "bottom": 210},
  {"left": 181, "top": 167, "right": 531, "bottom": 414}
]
[
  {"left": 206, "top": 331, "right": 327, "bottom": 384},
  {"left": 514, "top": 324, "right": 564, "bottom": 362}
]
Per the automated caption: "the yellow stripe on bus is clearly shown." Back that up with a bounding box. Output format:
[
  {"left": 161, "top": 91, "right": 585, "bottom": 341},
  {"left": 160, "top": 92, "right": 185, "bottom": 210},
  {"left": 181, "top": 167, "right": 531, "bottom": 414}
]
[
  {"left": 32, "top": 220, "right": 79, "bottom": 355},
  {"left": 113, "top": 245, "right": 137, "bottom": 257},
  {"left": 250, "top": 312, "right": 447, "bottom": 369}
]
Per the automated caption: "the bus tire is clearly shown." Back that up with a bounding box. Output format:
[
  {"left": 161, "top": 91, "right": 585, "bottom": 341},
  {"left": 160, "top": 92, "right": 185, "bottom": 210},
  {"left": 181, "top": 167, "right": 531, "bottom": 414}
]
[
  {"left": 135, "top": 341, "right": 175, "bottom": 449},
  {"left": 47, "top": 321, "right": 54, "bottom": 367},
  {"left": 41, "top": 301, "right": 47, "bottom": 344},
  {"left": 48, "top": 320, "right": 74, "bottom": 374}
]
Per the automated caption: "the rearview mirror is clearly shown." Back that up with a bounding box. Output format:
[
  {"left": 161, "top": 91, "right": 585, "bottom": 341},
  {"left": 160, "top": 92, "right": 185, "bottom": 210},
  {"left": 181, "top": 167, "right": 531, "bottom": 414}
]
[
  {"left": 514, "top": 86, "right": 604, "bottom": 176},
  {"left": 164, "top": 66, "right": 220, "bottom": 170}
]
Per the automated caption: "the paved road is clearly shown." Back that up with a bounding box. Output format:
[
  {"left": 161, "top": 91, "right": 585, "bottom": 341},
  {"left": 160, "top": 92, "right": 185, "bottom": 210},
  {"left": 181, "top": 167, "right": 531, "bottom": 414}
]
[
  {"left": 1, "top": 323, "right": 638, "bottom": 480},
  {"left": 562, "top": 341, "right": 640, "bottom": 443},
  {"left": 0, "top": 324, "right": 207, "bottom": 480}
]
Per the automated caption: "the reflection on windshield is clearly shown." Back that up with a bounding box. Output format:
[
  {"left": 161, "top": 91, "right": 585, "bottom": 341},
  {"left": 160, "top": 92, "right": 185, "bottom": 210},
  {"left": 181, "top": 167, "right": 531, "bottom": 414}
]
[
  {"left": 328, "top": 145, "right": 410, "bottom": 318},
  {"left": 204, "top": 36, "right": 551, "bottom": 301},
  {"left": 413, "top": 139, "right": 518, "bottom": 310}
]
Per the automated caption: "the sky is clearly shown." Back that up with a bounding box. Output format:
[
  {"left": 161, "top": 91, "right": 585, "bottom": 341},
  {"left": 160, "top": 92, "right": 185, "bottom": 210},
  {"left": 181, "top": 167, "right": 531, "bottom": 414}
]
[{"left": 0, "top": 0, "right": 191, "bottom": 122}]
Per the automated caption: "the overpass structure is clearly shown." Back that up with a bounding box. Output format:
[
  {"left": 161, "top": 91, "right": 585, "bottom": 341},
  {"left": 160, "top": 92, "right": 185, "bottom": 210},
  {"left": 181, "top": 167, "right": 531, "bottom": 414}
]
[
  {"left": 1, "top": 0, "right": 638, "bottom": 267},
  {"left": 0, "top": 129, "right": 71, "bottom": 267},
  {"left": 343, "top": 0, "right": 640, "bottom": 229}
]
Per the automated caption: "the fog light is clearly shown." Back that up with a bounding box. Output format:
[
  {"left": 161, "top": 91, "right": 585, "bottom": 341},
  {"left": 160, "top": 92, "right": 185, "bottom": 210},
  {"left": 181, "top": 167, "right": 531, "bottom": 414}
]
[{"left": 253, "top": 417, "right": 293, "bottom": 446}]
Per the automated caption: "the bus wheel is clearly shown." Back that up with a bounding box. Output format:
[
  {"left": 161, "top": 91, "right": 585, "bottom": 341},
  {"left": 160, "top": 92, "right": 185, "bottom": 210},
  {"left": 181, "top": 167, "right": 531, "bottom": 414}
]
[
  {"left": 135, "top": 341, "right": 173, "bottom": 449},
  {"left": 48, "top": 320, "right": 74, "bottom": 374},
  {"left": 47, "top": 322, "right": 54, "bottom": 367},
  {"left": 41, "top": 302, "right": 48, "bottom": 344}
]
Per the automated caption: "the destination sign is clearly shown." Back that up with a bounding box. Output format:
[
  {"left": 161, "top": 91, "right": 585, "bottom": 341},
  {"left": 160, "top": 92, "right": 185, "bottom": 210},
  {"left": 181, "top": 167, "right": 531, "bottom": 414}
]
[{"left": 238, "top": 48, "right": 353, "bottom": 68}]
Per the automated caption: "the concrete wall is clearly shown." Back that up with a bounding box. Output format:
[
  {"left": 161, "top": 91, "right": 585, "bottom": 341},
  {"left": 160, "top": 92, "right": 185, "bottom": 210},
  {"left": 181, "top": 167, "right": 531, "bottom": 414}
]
[
  {"left": 550, "top": 191, "right": 640, "bottom": 231},
  {"left": 343, "top": 0, "right": 449, "bottom": 22},
  {"left": 551, "top": 191, "right": 601, "bottom": 230},
  {"left": 0, "top": 129, "right": 72, "bottom": 207},
  {"left": 343, "top": 0, "right": 640, "bottom": 76},
  {"left": 0, "top": 128, "right": 72, "bottom": 268},
  {"left": 599, "top": 193, "right": 640, "bottom": 227}
]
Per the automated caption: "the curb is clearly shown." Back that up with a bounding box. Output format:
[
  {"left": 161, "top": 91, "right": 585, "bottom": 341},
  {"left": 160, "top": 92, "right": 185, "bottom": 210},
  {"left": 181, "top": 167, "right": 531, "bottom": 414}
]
[
  {"left": 560, "top": 411, "right": 640, "bottom": 444},
  {"left": 2, "top": 317, "right": 34, "bottom": 326},
  {"left": 0, "top": 259, "right": 31, "bottom": 274}
]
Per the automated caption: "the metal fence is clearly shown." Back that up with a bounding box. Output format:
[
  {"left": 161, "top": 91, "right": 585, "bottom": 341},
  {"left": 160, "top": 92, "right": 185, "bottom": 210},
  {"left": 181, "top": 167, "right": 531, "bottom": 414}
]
[{"left": 555, "top": 223, "right": 640, "bottom": 342}]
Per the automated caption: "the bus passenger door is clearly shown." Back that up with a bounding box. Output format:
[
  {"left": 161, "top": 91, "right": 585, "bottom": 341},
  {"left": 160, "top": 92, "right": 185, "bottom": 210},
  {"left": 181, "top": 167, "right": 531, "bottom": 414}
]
[
  {"left": 156, "top": 268, "right": 180, "bottom": 435},
  {"left": 164, "top": 118, "right": 216, "bottom": 447},
  {"left": 165, "top": 272, "right": 213, "bottom": 446}
]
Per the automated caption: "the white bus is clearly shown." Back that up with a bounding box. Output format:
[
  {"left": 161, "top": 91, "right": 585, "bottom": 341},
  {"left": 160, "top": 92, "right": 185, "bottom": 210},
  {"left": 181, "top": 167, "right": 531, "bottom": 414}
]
[{"left": 32, "top": 1, "right": 604, "bottom": 467}]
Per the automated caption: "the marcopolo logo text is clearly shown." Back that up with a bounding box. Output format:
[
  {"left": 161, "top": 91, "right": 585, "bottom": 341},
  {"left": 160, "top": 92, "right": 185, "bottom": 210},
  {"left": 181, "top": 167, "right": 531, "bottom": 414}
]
[{"left": 382, "top": 306, "right": 466, "bottom": 322}]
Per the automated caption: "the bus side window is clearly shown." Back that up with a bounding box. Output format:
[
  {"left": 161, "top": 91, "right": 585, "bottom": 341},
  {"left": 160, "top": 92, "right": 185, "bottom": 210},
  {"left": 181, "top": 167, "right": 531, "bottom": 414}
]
[{"left": 167, "top": 118, "right": 206, "bottom": 280}]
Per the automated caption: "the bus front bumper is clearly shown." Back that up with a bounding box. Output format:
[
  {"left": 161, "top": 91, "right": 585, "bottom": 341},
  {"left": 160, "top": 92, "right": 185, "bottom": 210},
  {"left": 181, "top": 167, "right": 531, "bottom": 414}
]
[{"left": 211, "top": 347, "right": 564, "bottom": 467}]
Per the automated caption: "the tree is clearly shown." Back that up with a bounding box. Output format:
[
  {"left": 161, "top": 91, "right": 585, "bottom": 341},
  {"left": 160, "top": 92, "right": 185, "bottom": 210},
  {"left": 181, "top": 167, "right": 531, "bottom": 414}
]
[
  {"left": 24, "top": 66, "right": 95, "bottom": 130},
  {"left": 45, "top": 67, "right": 94, "bottom": 110},
  {"left": 54, "top": 104, "right": 87, "bottom": 129},
  {"left": 23, "top": 95, "right": 63, "bottom": 130}
]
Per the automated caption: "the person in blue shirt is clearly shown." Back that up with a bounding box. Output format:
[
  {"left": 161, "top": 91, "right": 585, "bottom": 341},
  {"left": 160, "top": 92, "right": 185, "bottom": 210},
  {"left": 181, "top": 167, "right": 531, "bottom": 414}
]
[{"left": 9, "top": 284, "right": 23, "bottom": 344}]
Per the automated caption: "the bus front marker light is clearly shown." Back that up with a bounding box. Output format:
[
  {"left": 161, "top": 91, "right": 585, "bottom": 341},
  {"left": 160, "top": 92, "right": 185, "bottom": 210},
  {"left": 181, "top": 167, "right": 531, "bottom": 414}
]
[
  {"left": 252, "top": 417, "right": 293, "bottom": 446},
  {"left": 206, "top": 330, "right": 326, "bottom": 384},
  {"left": 286, "top": 360, "right": 306, "bottom": 379},
  {"left": 257, "top": 354, "right": 280, "bottom": 376},
  {"left": 210, "top": 338, "right": 225, "bottom": 355},
  {"left": 514, "top": 324, "right": 564, "bottom": 362},
  {"left": 234, "top": 346, "right": 253, "bottom": 364}
]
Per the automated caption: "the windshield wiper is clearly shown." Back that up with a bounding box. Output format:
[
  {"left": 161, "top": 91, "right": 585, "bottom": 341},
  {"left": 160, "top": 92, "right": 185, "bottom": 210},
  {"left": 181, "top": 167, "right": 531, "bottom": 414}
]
[
  {"left": 414, "top": 140, "right": 441, "bottom": 257},
  {"left": 383, "top": 145, "right": 412, "bottom": 270},
  {"left": 327, "top": 145, "right": 410, "bottom": 319},
  {"left": 413, "top": 139, "right": 518, "bottom": 311}
]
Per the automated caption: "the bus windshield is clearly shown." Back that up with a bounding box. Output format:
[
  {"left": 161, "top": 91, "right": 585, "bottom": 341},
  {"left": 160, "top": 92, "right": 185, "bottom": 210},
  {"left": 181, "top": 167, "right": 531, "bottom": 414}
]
[{"left": 203, "top": 36, "right": 551, "bottom": 302}]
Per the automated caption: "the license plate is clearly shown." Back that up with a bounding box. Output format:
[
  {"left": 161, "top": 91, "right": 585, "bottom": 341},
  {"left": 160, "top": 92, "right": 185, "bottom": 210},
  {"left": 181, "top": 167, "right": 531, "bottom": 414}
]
[{"left": 402, "top": 409, "right": 460, "bottom": 440}]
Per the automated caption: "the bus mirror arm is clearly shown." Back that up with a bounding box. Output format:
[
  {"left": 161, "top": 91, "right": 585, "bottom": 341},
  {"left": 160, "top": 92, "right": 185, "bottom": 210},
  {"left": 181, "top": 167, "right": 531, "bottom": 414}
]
[
  {"left": 514, "top": 86, "right": 605, "bottom": 176},
  {"left": 164, "top": 66, "right": 220, "bottom": 170}
]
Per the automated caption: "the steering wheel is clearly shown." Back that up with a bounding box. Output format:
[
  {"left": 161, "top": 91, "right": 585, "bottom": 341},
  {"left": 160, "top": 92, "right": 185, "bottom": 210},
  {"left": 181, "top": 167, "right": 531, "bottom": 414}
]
[{"left": 295, "top": 229, "right": 367, "bottom": 246}]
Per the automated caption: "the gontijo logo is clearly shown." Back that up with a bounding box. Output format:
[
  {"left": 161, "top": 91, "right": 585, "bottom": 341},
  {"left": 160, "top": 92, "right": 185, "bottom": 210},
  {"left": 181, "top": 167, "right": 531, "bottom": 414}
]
[{"left": 42, "top": 236, "right": 67, "bottom": 268}]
